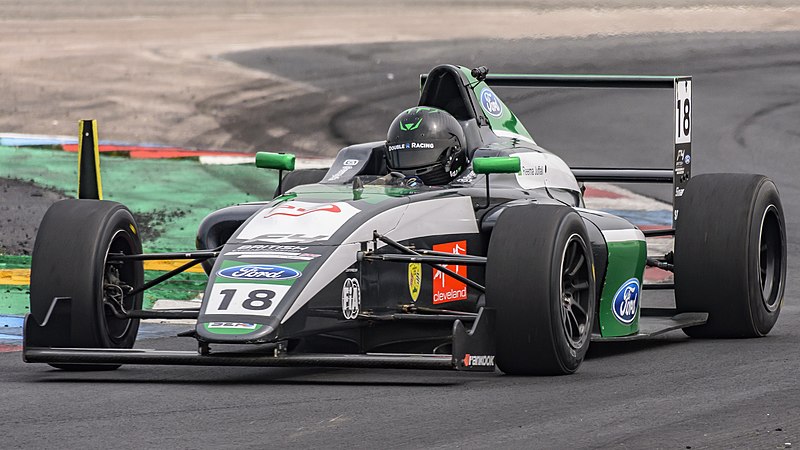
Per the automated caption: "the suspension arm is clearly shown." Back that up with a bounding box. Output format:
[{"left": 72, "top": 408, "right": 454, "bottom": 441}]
[{"left": 108, "top": 246, "right": 222, "bottom": 262}]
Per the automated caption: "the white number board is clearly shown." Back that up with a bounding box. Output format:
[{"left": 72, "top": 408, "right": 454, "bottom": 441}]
[
  {"left": 204, "top": 283, "right": 290, "bottom": 316},
  {"left": 675, "top": 78, "right": 692, "bottom": 144}
]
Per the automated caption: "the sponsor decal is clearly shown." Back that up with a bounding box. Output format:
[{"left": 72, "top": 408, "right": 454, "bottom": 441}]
[
  {"left": 480, "top": 87, "right": 503, "bottom": 117},
  {"left": 234, "top": 252, "right": 320, "bottom": 261},
  {"left": 236, "top": 201, "right": 360, "bottom": 243},
  {"left": 236, "top": 244, "right": 309, "bottom": 252},
  {"left": 462, "top": 353, "right": 495, "bottom": 367},
  {"left": 675, "top": 186, "right": 685, "bottom": 197},
  {"left": 245, "top": 233, "right": 329, "bottom": 243},
  {"left": 612, "top": 278, "right": 640, "bottom": 325},
  {"left": 520, "top": 164, "right": 545, "bottom": 176},
  {"left": 455, "top": 170, "right": 477, "bottom": 184},
  {"left": 228, "top": 244, "right": 322, "bottom": 261},
  {"left": 388, "top": 143, "right": 410, "bottom": 151},
  {"left": 408, "top": 263, "right": 422, "bottom": 302},
  {"left": 343, "top": 159, "right": 359, "bottom": 166},
  {"left": 432, "top": 240, "right": 468, "bottom": 304},
  {"left": 388, "top": 142, "right": 434, "bottom": 151},
  {"left": 264, "top": 202, "right": 342, "bottom": 219},
  {"left": 512, "top": 153, "right": 552, "bottom": 190},
  {"left": 342, "top": 278, "right": 361, "bottom": 320},
  {"left": 327, "top": 166, "right": 353, "bottom": 181},
  {"left": 218, "top": 264, "right": 301, "bottom": 281},
  {"left": 207, "top": 322, "right": 257, "bottom": 330},
  {"left": 676, "top": 148, "right": 691, "bottom": 169}
]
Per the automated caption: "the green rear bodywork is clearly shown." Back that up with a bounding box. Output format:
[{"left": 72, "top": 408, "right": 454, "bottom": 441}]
[{"left": 598, "top": 240, "right": 647, "bottom": 337}]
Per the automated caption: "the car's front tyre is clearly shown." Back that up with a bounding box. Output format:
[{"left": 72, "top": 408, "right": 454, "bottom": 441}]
[
  {"left": 29, "top": 199, "right": 144, "bottom": 370},
  {"left": 487, "top": 205, "right": 596, "bottom": 375}
]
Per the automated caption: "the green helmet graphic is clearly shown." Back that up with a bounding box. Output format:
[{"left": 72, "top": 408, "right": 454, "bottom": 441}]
[{"left": 399, "top": 116, "right": 422, "bottom": 131}]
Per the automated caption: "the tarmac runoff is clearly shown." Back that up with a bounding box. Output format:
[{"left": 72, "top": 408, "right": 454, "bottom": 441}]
[{"left": 0, "top": 134, "right": 673, "bottom": 351}]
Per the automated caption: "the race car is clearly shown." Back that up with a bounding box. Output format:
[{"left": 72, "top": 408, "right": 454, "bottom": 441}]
[{"left": 23, "top": 64, "right": 786, "bottom": 375}]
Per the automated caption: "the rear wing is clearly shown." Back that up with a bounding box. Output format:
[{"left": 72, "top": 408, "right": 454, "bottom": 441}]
[{"left": 456, "top": 73, "right": 692, "bottom": 228}]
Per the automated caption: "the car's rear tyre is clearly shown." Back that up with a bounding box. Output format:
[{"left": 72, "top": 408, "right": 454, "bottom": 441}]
[
  {"left": 273, "top": 168, "right": 328, "bottom": 197},
  {"left": 674, "top": 174, "right": 786, "bottom": 338},
  {"left": 487, "top": 205, "right": 596, "bottom": 375},
  {"left": 29, "top": 199, "right": 144, "bottom": 370}
]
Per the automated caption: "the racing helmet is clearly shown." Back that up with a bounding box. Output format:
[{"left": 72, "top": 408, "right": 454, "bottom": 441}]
[{"left": 384, "top": 107, "right": 467, "bottom": 185}]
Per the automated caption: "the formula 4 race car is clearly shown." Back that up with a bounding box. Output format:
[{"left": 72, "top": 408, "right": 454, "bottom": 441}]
[{"left": 23, "top": 65, "right": 786, "bottom": 375}]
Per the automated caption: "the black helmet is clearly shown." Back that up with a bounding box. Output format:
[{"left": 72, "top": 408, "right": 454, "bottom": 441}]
[{"left": 385, "top": 107, "right": 467, "bottom": 185}]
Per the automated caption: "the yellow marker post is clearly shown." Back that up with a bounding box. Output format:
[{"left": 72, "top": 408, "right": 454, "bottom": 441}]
[{"left": 77, "top": 119, "right": 103, "bottom": 199}]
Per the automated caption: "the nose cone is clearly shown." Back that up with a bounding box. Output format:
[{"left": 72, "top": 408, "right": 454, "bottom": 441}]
[{"left": 195, "top": 254, "right": 316, "bottom": 344}]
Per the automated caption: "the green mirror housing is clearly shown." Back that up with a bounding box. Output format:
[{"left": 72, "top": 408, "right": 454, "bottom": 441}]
[
  {"left": 472, "top": 156, "right": 521, "bottom": 175},
  {"left": 256, "top": 152, "right": 296, "bottom": 171}
]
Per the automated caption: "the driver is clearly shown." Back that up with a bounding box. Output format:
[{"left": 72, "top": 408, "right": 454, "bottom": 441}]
[{"left": 384, "top": 107, "right": 467, "bottom": 186}]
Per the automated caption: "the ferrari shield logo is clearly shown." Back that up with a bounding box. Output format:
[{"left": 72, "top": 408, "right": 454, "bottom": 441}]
[{"left": 408, "top": 263, "right": 422, "bottom": 302}]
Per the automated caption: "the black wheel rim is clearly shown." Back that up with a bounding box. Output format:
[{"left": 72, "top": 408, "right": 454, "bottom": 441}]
[
  {"left": 758, "top": 205, "right": 783, "bottom": 312},
  {"left": 102, "top": 229, "right": 138, "bottom": 343},
  {"left": 560, "top": 234, "right": 592, "bottom": 350}
]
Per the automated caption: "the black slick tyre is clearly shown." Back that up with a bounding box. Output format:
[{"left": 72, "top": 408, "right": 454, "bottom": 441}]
[
  {"left": 29, "top": 199, "right": 144, "bottom": 370},
  {"left": 674, "top": 174, "right": 786, "bottom": 338},
  {"left": 273, "top": 168, "right": 328, "bottom": 197},
  {"left": 487, "top": 205, "right": 596, "bottom": 375}
]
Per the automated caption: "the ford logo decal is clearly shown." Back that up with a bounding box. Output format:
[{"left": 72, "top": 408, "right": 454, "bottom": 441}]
[
  {"left": 480, "top": 87, "right": 503, "bottom": 118},
  {"left": 218, "top": 265, "right": 301, "bottom": 280},
  {"left": 612, "top": 278, "right": 640, "bottom": 324}
]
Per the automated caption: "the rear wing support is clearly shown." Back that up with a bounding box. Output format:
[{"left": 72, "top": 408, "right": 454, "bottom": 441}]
[{"left": 477, "top": 74, "right": 692, "bottom": 227}]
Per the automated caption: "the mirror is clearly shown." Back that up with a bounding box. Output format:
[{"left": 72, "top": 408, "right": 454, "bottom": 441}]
[
  {"left": 256, "top": 152, "right": 295, "bottom": 171},
  {"left": 472, "top": 156, "right": 521, "bottom": 175}
]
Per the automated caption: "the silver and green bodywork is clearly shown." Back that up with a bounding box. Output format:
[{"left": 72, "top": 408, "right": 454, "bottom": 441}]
[
  {"left": 24, "top": 63, "right": 702, "bottom": 374},
  {"left": 194, "top": 64, "right": 652, "bottom": 344}
]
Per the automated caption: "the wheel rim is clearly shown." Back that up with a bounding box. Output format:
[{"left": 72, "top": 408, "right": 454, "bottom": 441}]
[
  {"left": 758, "top": 205, "right": 783, "bottom": 312},
  {"left": 102, "top": 229, "right": 139, "bottom": 343},
  {"left": 559, "top": 234, "right": 592, "bottom": 350}
]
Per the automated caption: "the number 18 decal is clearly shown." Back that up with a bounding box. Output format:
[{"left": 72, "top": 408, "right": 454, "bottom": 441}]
[
  {"left": 204, "top": 283, "right": 290, "bottom": 316},
  {"left": 675, "top": 79, "right": 691, "bottom": 144}
]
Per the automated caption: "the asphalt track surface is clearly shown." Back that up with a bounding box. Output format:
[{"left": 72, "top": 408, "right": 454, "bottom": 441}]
[{"left": 3, "top": 32, "right": 800, "bottom": 448}]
